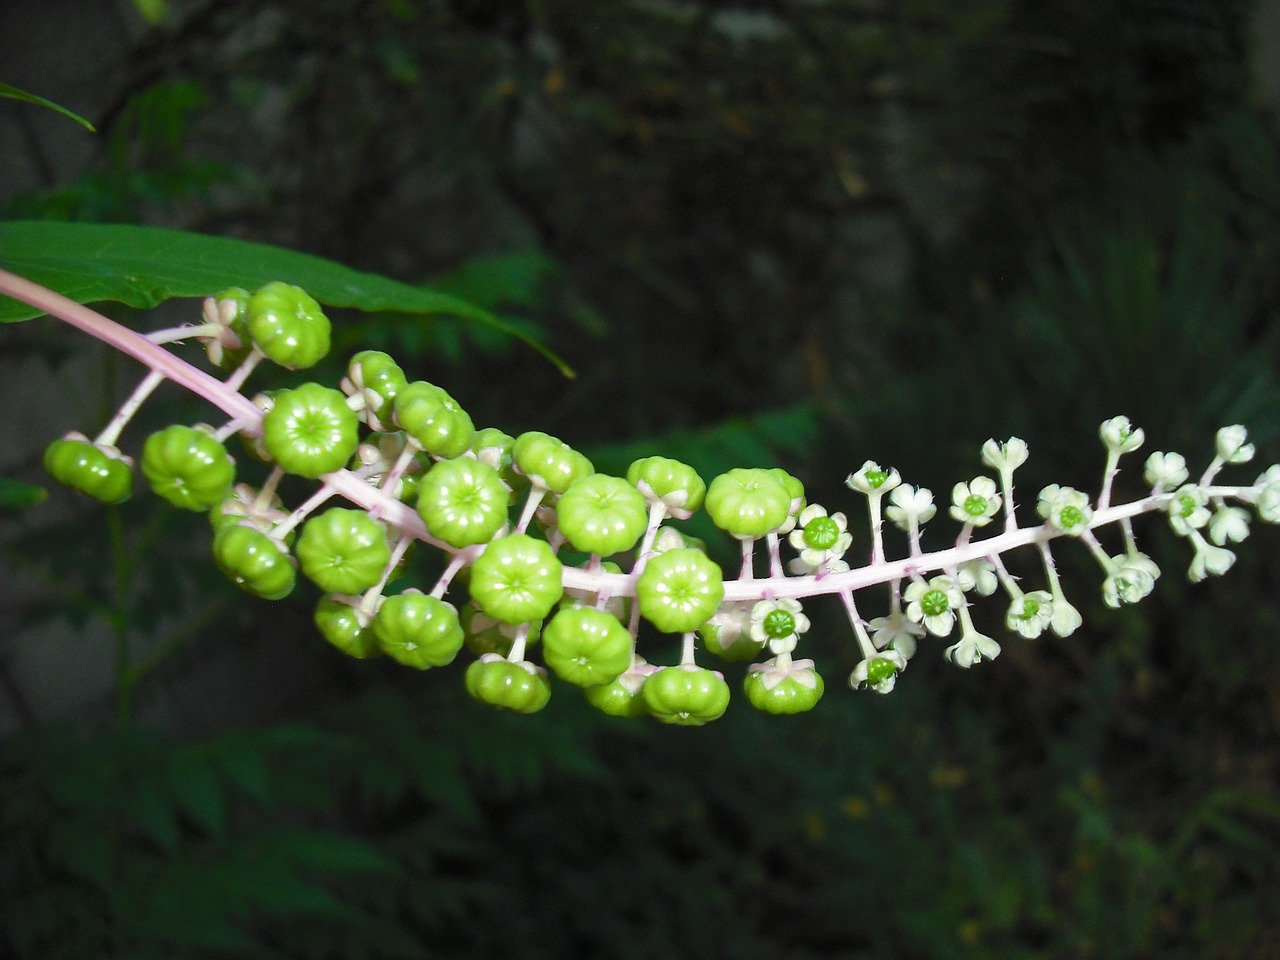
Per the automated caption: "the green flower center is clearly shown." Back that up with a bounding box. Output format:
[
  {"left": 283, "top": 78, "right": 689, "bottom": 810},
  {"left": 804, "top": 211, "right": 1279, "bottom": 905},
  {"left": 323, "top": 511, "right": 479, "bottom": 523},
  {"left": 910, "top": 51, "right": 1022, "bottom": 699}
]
[
  {"left": 864, "top": 470, "right": 888, "bottom": 489},
  {"left": 866, "top": 658, "right": 897, "bottom": 684},
  {"left": 1177, "top": 494, "right": 1198, "bottom": 518},
  {"left": 920, "top": 589, "right": 949, "bottom": 617},
  {"left": 963, "top": 494, "right": 989, "bottom": 517},
  {"left": 1018, "top": 597, "right": 1040, "bottom": 620},
  {"left": 763, "top": 610, "right": 796, "bottom": 639},
  {"left": 1059, "top": 505, "right": 1084, "bottom": 529},
  {"left": 803, "top": 516, "right": 839, "bottom": 550}
]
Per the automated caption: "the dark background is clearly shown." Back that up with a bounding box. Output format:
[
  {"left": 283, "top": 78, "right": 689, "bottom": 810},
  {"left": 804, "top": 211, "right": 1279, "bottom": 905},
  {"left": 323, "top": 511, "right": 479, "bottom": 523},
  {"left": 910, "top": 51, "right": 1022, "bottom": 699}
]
[{"left": 3, "top": 1, "right": 1280, "bottom": 957}]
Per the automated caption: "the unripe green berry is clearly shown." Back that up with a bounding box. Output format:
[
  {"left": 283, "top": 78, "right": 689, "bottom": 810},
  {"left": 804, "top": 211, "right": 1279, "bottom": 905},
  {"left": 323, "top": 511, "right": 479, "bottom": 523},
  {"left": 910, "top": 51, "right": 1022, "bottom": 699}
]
[
  {"left": 542, "top": 606, "right": 633, "bottom": 687},
  {"left": 140, "top": 424, "right": 236, "bottom": 510},
  {"left": 584, "top": 658, "right": 657, "bottom": 718},
  {"left": 374, "top": 592, "right": 464, "bottom": 668},
  {"left": 44, "top": 436, "right": 133, "bottom": 504},
  {"left": 636, "top": 548, "right": 725, "bottom": 633},
  {"left": 346, "top": 350, "right": 407, "bottom": 426},
  {"left": 743, "top": 660, "right": 824, "bottom": 714},
  {"left": 296, "top": 508, "right": 391, "bottom": 595},
  {"left": 555, "top": 473, "right": 648, "bottom": 556},
  {"left": 394, "top": 382, "right": 474, "bottom": 459},
  {"left": 464, "top": 655, "right": 551, "bottom": 714},
  {"left": 641, "top": 664, "right": 731, "bottom": 726},
  {"left": 704, "top": 468, "right": 791, "bottom": 538},
  {"left": 247, "top": 282, "right": 331, "bottom": 370},
  {"left": 261, "top": 382, "right": 360, "bottom": 478},
  {"left": 212, "top": 525, "right": 296, "bottom": 600},
  {"left": 626, "top": 456, "right": 706, "bottom": 516},
  {"left": 468, "top": 533, "right": 564, "bottom": 625},
  {"left": 416, "top": 457, "right": 510, "bottom": 547},
  {"left": 314, "top": 596, "right": 379, "bottom": 658},
  {"left": 512, "top": 431, "right": 593, "bottom": 494}
]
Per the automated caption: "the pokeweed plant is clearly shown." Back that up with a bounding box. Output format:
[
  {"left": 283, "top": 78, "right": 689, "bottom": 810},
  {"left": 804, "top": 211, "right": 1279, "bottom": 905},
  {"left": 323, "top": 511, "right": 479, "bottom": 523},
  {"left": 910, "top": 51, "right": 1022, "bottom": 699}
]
[{"left": 2, "top": 237, "right": 1277, "bottom": 726}]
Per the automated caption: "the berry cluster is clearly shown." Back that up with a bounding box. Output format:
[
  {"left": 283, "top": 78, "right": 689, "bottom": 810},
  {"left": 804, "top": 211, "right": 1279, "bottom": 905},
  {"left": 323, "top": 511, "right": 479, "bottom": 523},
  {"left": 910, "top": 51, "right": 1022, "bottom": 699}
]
[{"left": 14, "top": 270, "right": 1280, "bottom": 724}]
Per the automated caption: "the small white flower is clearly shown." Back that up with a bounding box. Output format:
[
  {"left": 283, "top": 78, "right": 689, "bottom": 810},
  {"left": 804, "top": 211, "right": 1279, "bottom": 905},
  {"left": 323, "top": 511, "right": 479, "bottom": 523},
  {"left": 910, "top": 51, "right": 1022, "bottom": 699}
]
[
  {"left": 651, "top": 526, "right": 691, "bottom": 555},
  {"left": 1102, "top": 556, "right": 1158, "bottom": 608},
  {"left": 1208, "top": 505, "right": 1250, "bottom": 545},
  {"left": 1006, "top": 590, "right": 1055, "bottom": 638},
  {"left": 749, "top": 598, "right": 810, "bottom": 655},
  {"left": 949, "top": 477, "right": 1001, "bottom": 526},
  {"left": 1143, "top": 451, "right": 1189, "bottom": 491},
  {"left": 1253, "top": 466, "right": 1280, "bottom": 523},
  {"left": 866, "top": 611, "right": 925, "bottom": 660},
  {"left": 981, "top": 437, "right": 1029, "bottom": 472},
  {"left": 849, "top": 650, "right": 908, "bottom": 694},
  {"left": 1036, "top": 484, "right": 1093, "bottom": 536},
  {"left": 1050, "top": 596, "right": 1083, "bottom": 637},
  {"left": 1215, "top": 424, "right": 1255, "bottom": 464},
  {"left": 787, "top": 504, "right": 853, "bottom": 570},
  {"left": 1099, "top": 416, "right": 1144, "bottom": 454},
  {"left": 845, "top": 460, "right": 901, "bottom": 495},
  {"left": 954, "top": 558, "right": 999, "bottom": 596},
  {"left": 944, "top": 628, "right": 1001, "bottom": 668},
  {"left": 903, "top": 576, "right": 963, "bottom": 636},
  {"left": 885, "top": 484, "right": 936, "bottom": 531},
  {"left": 1167, "top": 484, "right": 1211, "bottom": 536},
  {"left": 1189, "top": 541, "right": 1235, "bottom": 582}
]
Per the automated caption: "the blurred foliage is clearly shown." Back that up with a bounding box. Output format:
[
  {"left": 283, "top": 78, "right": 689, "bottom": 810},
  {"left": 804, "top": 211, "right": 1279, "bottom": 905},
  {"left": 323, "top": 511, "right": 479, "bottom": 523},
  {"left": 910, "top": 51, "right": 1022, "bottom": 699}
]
[{"left": 3, "top": 0, "right": 1280, "bottom": 957}]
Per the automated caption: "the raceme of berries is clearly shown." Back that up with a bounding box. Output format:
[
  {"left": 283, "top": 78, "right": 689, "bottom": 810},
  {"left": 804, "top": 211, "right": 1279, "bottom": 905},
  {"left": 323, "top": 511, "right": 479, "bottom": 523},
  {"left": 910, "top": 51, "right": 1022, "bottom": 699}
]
[{"left": 9, "top": 264, "right": 1276, "bottom": 726}]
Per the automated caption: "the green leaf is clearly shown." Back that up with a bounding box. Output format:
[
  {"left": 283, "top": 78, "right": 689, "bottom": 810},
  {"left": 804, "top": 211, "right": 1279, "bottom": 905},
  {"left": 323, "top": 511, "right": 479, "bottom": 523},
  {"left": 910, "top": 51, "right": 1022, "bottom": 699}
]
[
  {"left": 0, "top": 83, "right": 96, "bottom": 132},
  {"left": 0, "top": 221, "right": 573, "bottom": 376},
  {"left": 0, "top": 477, "right": 47, "bottom": 509},
  {"left": 167, "top": 748, "right": 226, "bottom": 838}
]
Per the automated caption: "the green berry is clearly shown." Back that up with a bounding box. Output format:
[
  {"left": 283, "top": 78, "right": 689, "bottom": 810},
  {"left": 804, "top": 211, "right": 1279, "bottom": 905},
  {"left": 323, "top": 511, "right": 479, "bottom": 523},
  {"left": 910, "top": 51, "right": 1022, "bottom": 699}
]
[
  {"left": 296, "top": 508, "right": 391, "bottom": 595},
  {"left": 314, "top": 596, "right": 379, "bottom": 658},
  {"left": 205, "top": 287, "right": 254, "bottom": 369},
  {"left": 472, "top": 427, "right": 526, "bottom": 502},
  {"left": 627, "top": 456, "right": 706, "bottom": 516},
  {"left": 212, "top": 525, "right": 296, "bottom": 600},
  {"left": 699, "top": 602, "right": 766, "bottom": 662},
  {"left": 346, "top": 350, "right": 407, "bottom": 426},
  {"left": 636, "top": 548, "right": 725, "bottom": 633},
  {"left": 512, "top": 431, "right": 594, "bottom": 494},
  {"left": 43, "top": 436, "right": 133, "bottom": 504},
  {"left": 416, "top": 457, "right": 510, "bottom": 548},
  {"left": 555, "top": 474, "right": 648, "bottom": 556},
  {"left": 468, "top": 533, "right": 564, "bottom": 625},
  {"left": 641, "top": 664, "right": 731, "bottom": 726},
  {"left": 373, "top": 592, "right": 464, "bottom": 668},
  {"left": 261, "top": 382, "right": 360, "bottom": 478},
  {"left": 704, "top": 468, "right": 792, "bottom": 538},
  {"left": 464, "top": 655, "right": 551, "bottom": 714},
  {"left": 584, "top": 659, "right": 656, "bottom": 717},
  {"left": 140, "top": 424, "right": 235, "bottom": 510},
  {"left": 247, "top": 281, "right": 331, "bottom": 370},
  {"left": 393, "top": 382, "right": 474, "bottom": 459},
  {"left": 541, "top": 606, "right": 633, "bottom": 687},
  {"left": 743, "top": 660, "right": 824, "bottom": 715}
]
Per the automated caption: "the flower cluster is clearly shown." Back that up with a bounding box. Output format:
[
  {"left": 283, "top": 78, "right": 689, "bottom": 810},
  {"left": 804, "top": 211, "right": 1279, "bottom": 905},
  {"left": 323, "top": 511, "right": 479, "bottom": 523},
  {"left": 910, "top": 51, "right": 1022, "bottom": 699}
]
[{"left": 11, "top": 270, "right": 1278, "bottom": 723}]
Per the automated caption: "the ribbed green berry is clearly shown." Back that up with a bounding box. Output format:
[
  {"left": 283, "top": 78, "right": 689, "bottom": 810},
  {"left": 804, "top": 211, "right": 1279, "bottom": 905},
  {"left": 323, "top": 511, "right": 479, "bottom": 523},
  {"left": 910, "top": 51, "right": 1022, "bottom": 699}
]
[
  {"left": 583, "top": 659, "right": 656, "bottom": 718},
  {"left": 347, "top": 350, "right": 407, "bottom": 426},
  {"left": 212, "top": 525, "right": 296, "bottom": 600},
  {"left": 555, "top": 473, "right": 648, "bottom": 556},
  {"left": 468, "top": 533, "right": 564, "bottom": 625},
  {"left": 393, "top": 382, "right": 474, "bottom": 459},
  {"left": 626, "top": 456, "right": 706, "bottom": 516},
  {"left": 542, "top": 606, "right": 633, "bottom": 687},
  {"left": 43, "top": 436, "right": 133, "bottom": 504},
  {"left": 140, "top": 424, "right": 235, "bottom": 510},
  {"left": 699, "top": 602, "right": 766, "bottom": 662},
  {"left": 464, "top": 655, "right": 551, "bottom": 714},
  {"left": 472, "top": 427, "right": 526, "bottom": 502},
  {"left": 635, "top": 548, "right": 725, "bottom": 633},
  {"left": 206, "top": 287, "right": 254, "bottom": 369},
  {"left": 769, "top": 468, "right": 805, "bottom": 510},
  {"left": 296, "top": 508, "right": 390, "bottom": 595},
  {"left": 511, "top": 431, "right": 593, "bottom": 494},
  {"left": 246, "top": 281, "right": 331, "bottom": 370},
  {"left": 416, "top": 457, "right": 510, "bottom": 547},
  {"left": 314, "top": 596, "right": 379, "bottom": 658},
  {"left": 704, "top": 468, "right": 792, "bottom": 538},
  {"left": 743, "top": 660, "right": 824, "bottom": 714},
  {"left": 641, "top": 664, "right": 731, "bottom": 726},
  {"left": 373, "top": 592, "right": 464, "bottom": 668},
  {"left": 261, "top": 383, "right": 360, "bottom": 478}
]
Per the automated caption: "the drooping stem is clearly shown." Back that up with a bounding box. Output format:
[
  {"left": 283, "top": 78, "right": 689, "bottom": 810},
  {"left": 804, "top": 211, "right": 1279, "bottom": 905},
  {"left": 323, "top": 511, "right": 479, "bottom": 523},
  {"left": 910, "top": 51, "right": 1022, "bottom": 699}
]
[{"left": 96, "top": 369, "right": 164, "bottom": 447}]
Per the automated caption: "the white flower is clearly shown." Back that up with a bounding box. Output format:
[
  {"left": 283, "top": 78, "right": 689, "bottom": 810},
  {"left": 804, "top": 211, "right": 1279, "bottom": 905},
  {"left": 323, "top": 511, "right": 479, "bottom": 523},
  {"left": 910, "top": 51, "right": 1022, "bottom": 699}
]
[
  {"left": 1189, "top": 541, "right": 1235, "bottom": 582},
  {"left": 1208, "top": 505, "right": 1250, "bottom": 545},
  {"left": 1036, "top": 484, "right": 1093, "bottom": 536},
  {"left": 1167, "top": 485, "right": 1211, "bottom": 536},
  {"left": 849, "top": 650, "right": 908, "bottom": 694},
  {"left": 954, "top": 558, "right": 999, "bottom": 596},
  {"left": 651, "top": 526, "right": 691, "bottom": 555},
  {"left": 1143, "top": 451, "right": 1189, "bottom": 491},
  {"left": 1099, "top": 416, "right": 1144, "bottom": 454},
  {"left": 787, "top": 504, "right": 852, "bottom": 570},
  {"left": 885, "top": 484, "right": 936, "bottom": 531},
  {"left": 1102, "top": 556, "right": 1158, "bottom": 608},
  {"left": 1253, "top": 466, "right": 1280, "bottom": 523},
  {"left": 1006, "top": 590, "right": 1055, "bottom": 638},
  {"left": 845, "top": 460, "right": 901, "bottom": 495},
  {"left": 749, "top": 598, "right": 810, "bottom": 655},
  {"left": 981, "top": 437, "right": 1029, "bottom": 472},
  {"left": 1050, "top": 596, "right": 1083, "bottom": 637},
  {"left": 866, "top": 611, "right": 925, "bottom": 660},
  {"left": 903, "top": 576, "right": 963, "bottom": 636},
  {"left": 944, "top": 628, "right": 1001, "bottom": 668},
  {"left": 1215, "top": 424, "right": 1255, "bottom": 464},
  {"left": 700, "top": 602, "right": 764, "bottom": 659},
  {"left": 949, "top": 477, "right": 1001, "bottom": 526}
]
